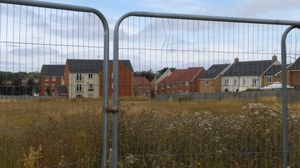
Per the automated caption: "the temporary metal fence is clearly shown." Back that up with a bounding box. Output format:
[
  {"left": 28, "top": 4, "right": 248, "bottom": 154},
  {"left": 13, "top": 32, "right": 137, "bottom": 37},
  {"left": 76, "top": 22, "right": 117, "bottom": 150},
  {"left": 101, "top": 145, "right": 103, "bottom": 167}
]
[
  {"left": 1, "top": 0, "right": 300, "bottom": 167},
  {"left": 113, "top": 12, "right": 300, "bottom": 168},
  {"left": 0, "top": 0, "right": 110, "bottom": 167}
]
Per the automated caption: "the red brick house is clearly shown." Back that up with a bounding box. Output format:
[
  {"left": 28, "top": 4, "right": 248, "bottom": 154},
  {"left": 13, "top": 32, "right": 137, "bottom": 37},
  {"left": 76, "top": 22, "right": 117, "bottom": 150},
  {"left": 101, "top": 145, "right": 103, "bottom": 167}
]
[
  {"left": 64, "top": 59, "right": 133, "bottom": 98},
  {"left": 133, "top": 77, "right": 150, "bottom": 97},
  {"left": 289, "top": 57, "right": 300, "bottom": 88},
  {"left": 39, "top": 65, "right": 66, "bottom": 96},
  {"left": 107, "top": 60, "right": 133, "bottom": 97},
  {"left": 157, "top": 67, "right": 204, "bottom": 94}
]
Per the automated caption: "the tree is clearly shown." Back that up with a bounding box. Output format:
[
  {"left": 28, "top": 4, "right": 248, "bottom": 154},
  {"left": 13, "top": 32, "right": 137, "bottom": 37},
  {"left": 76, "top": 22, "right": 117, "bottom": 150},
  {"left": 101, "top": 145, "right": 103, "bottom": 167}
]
[
  {"left": 157, "top": 67, "right": 176, "bottom": 76},
  {"left": 133, "top": 69, "right": 155, "bottom": 82}
]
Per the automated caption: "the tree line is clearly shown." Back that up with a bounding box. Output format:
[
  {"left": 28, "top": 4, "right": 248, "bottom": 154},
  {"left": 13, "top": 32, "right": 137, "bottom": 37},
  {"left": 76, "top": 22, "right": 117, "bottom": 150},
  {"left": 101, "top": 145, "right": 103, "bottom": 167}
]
[{"left": 0, "top": 71, "right": 39, "bottom": 95}]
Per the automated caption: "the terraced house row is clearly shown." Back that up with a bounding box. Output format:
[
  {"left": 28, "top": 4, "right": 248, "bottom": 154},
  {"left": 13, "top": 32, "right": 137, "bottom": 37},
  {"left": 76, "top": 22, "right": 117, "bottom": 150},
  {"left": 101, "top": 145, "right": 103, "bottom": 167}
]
[{"left": 156, "top": 55, "right": 300, "bottom": 94}]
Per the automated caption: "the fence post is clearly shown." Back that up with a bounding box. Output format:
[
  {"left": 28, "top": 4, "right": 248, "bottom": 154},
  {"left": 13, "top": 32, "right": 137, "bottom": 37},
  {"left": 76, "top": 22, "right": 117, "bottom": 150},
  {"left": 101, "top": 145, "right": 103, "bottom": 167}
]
[{"left": 281, "top": 25, "right": 299, "bottom": 168}]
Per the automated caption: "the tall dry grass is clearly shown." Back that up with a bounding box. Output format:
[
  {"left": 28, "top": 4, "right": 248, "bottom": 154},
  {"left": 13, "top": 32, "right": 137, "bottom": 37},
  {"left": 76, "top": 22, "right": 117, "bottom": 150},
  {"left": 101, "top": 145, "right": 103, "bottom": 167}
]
[{"left": 0, "top": 97, "right": 299, "bottom": 167}]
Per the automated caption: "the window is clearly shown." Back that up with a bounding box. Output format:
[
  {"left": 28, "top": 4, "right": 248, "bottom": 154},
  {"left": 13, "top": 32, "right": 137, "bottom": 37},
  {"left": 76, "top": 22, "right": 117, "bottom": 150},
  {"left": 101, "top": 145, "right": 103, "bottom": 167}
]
[
  {"left": 224, "top": 79, "right": 229, "bottom": 86},
  {"left": 161, "top": 85, "right": 164, "bottom": 89},
  {"left": 111, "top": 73, "right": 113, "bottom": 79},
  {"left": 45, "top": 76, "right": 49, "bottom": 81},
  {"left": 76, "top": 84, "right": 82, "bottom": 92},
  {"left": 51, "top": 84, "right": 55, "bottom": 89},
  {"left": 166, "top": 83, "right": 170, "bottom": 88},
  {"left": 89, "top": 94, "right": 93, "bottom": 98},
  {"left": 76, "top": 74, "right": 82, "bottom": 81},
  {"left": 88, "top": 84, "right": 93, "bottom": 91},
  {"left": 204, "top": 80, "right": 209, "bottom": 86},
  {"left": 76, "top": 94, "right": 82, "bottom": 98},
  {"left": 52, "top": 76, "right": 56, "bottom": 81},
  {"left": 252, "top": 79, "right": 257, "bottom": 86},
  {"left": 234, "top": 79, "right": 237, "bottom": 85},
  {"left": 88, "top": 74, "right": 93, "bottom": 79},
  {"left": 243, "top": 79, "right": 246, "bottom": 85},
  {"left": 267, "top": 77, "right": 272, "bottom": 83},
  {"left": 185, "top": 81, "right": 189, "bottom": 86}
]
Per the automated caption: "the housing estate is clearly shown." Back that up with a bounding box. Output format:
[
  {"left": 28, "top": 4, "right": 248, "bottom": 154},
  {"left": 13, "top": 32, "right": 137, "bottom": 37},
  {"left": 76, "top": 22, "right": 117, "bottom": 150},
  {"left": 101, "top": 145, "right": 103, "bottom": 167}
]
[
  {"left": 221, "top": 56, "right": 280, "bottom": 92},
  {"left": 199, "top": 64, "right": 231, "bottom": 93},
  {"left": 157, "top": 67, "right": 204, "bottom": 94}
]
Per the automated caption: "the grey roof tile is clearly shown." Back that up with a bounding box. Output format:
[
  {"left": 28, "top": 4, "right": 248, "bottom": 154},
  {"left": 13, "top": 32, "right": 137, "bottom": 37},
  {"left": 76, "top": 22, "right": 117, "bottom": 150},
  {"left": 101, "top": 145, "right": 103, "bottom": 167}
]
[
  {"left": 66, "top": 59, "right": 133, "bottom": 73},
  {"left": 200, "top": 64, "right": 230, "bottom": 79},
  {"left": 40, "top": 65, "right": 65, "bottom": 76},
  {"left": 263, "top": 65, "right": 281, "bottom": 76},
  {"left": 222, "top": 60, "right": 273, "bottom": 76},
  {"left": 289, "top": 57, "right": 300, "bottom": 70}
]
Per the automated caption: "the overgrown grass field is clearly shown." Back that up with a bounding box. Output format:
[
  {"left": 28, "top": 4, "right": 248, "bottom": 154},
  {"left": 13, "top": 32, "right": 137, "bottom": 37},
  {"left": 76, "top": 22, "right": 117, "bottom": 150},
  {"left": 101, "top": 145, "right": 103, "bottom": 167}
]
[{"left": 0, "top": 97, "right": 300, "bottom": 167}]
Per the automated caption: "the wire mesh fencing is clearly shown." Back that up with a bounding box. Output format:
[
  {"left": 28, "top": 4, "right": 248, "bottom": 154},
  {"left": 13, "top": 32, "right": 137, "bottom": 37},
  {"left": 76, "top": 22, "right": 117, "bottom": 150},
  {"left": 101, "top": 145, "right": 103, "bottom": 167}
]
[
  {"left": 113, "top": 13, "right": 300, "bottom": 167},
  {"left": 0, "top": 1, "right": 109, "bottom": 167}
]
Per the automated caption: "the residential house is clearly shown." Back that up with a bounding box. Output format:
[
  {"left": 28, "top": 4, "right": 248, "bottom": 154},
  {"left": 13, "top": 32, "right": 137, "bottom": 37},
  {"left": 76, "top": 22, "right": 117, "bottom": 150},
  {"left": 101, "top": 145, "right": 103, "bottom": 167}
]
[
  {"left": 39, "top": 65, "right": 66, "bottom": 96},
  {"left": 107, "top": 60, "right": 133, "bottom": 97},
  {"left": 133, "top": 77, "right": 151, "bottom": 97},
  {"left": 221, "top": 56, "right": 280, "bottom": 92},
  {"left": 65, "top": 59, "right": 133, "bottom": 98},
  {"left": 199, "top": 64, "right": 231, "bottom": 93},
  {"left": 261, "top": 64, "right": 291, "bottom": 87},
  {"left": 289, "top": 57, "right": 300, "bottom": 88},
  {"left": 157, "top": 67, "right": 204, "bottom": 94},
  {"left": 152, "top": 69, "right": 172, "bottom": 95}
]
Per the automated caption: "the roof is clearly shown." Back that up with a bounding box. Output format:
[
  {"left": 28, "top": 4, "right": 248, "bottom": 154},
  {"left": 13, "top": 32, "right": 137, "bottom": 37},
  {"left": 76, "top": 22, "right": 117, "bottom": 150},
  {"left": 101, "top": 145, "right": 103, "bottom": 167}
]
[
  {"left": 153, "top": 69, "right": 172, "bottom": 84},
  {"left": 159, "top": 67, "right": 203, "bottom": 84},
  {"left": 263, "top": 64, "right": 281, "bottom": 76},
  {"left": 66, "top": 59, "right": 133, "bottom": 73},
  {"left": 40, "top": 65, "right": 65, "bottom": 76},
  {"left": 133, "top": 77, "right": 150, "bottom": 85},
  {"left": 200, "top": 64, "right": 230, "bottom": 79},
  {"left": 222, "top": 60, "right": 274, "bottom": 76},
  {"left": 289, "top": 57, "right": 300, "bottom": 71}
]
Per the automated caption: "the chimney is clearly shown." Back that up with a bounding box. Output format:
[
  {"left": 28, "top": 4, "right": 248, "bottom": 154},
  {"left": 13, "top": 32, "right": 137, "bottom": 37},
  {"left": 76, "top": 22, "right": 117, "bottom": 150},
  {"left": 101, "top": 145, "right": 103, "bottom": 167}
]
[
  {"left": 234, "top": 57, "right": 239, "bottom": 64},
  {"left": 272, "top": 55, "right": 277, "bottom": 62}
]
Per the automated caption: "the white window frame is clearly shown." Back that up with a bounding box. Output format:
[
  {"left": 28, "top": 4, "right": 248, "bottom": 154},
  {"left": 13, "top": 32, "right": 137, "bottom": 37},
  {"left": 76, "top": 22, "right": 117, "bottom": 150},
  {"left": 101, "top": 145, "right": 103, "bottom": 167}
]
[
  {"left": 267, "top": 77, "right": 272, "bottom": 83},
  {"left": 224, "top": 79, "right": 229, "bottom": 86},
  {"left": 88, "top": 84, "right": 93, "bottom": 91},
  {"left": 45, "top": 76, "right": 49, "bottom": 81},
  {"left": 88, "top": 73, "right": 93, "bottom": 79},
  {"left": 252, "top": 79, "right": 257, "bottom": 86},
  {"left": 76, "top": 84, "right": 82, "bottom": 92},
  {"left": 76, "top": 74, "right": 82, "bottom": 81},
  {"left": 204, "top": 80, "right": 209, "bottom": 86},
  {"left": 51, "top": 76, "right": 56, "bottom": 81}
]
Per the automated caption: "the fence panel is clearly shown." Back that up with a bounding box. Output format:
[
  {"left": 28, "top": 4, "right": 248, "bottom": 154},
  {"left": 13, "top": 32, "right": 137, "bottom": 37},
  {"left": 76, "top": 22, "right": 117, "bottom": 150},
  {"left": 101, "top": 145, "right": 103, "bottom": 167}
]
[
  {"left": 113, "top": 12, "right": 300, "bottom": 167},
  {"left": 0, "top": 1, "right": 110, "bottom": 167}
]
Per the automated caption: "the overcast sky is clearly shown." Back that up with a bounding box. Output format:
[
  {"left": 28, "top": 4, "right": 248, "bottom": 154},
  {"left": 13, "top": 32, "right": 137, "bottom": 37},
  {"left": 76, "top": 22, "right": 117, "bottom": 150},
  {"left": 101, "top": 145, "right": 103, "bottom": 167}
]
[
  {"left": 1, "top": 0, "right": 300, "bottom": 72},
  {"left": 45, "top": 0, "right": 300, "bottom": 22}
]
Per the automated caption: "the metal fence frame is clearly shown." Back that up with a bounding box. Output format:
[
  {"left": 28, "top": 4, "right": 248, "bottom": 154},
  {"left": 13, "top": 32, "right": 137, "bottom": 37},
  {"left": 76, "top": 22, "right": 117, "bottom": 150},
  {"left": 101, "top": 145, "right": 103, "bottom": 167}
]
[
  {"left": 0, "top": 0, "right": 110, "bottom": 167},
  {"left": 113, "top": 11, "right": 300, "bottom": 168}
]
